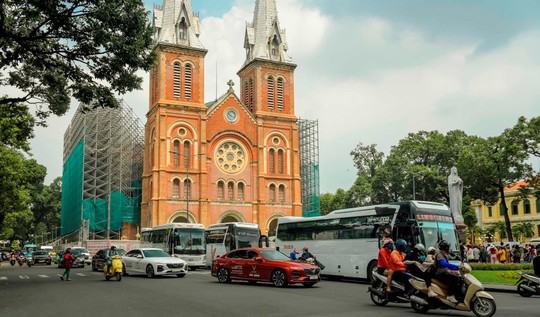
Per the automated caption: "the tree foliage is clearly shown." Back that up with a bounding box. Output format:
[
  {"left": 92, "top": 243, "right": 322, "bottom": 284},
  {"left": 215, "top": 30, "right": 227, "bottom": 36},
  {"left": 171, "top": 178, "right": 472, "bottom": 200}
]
[{"left": 0, "top": 0, "right": 154, "bottom": 126}]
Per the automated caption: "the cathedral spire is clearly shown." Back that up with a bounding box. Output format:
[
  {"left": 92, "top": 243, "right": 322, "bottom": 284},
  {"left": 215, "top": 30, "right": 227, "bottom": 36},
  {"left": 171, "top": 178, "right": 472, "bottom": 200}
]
[
  {"left": 244, "top": 0, "right": 292, "bottom": 65},
  {"left": 153, "top": 0, "right": 204, "bottom": 49}
]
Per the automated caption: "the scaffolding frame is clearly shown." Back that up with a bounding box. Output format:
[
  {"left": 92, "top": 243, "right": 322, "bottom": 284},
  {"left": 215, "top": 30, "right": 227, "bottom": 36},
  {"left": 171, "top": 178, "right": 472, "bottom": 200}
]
[
  {"left": 62, "top": 100, "right": 144, "bottom": 241},
  {"left": 298, "top": 118, "right": 320, "bottom": 217}
]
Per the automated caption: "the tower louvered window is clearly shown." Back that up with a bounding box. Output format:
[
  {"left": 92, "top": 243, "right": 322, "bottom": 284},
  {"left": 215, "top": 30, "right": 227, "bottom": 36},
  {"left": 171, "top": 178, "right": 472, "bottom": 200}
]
[
  {"left": 267, "top": 77, "right": 274, "bottom": 110},
  {"left": 277, "top": 149, "right": 284, "bottom": 174},
  {"left": 184, "top": 179, "right": 191, "bottom": 199},
  {"left": 173, "top": 179, "right": 180, "bottom": 198},
  {"left": 278, "top": 185, "right": 285, "bottom": 203},
  {"left": 269, "top": 184, "right": 276, "bottom": 202},
  {"left": 277, "top": 78, "right": 284, "bottom": 111},
  {"left": 249, "top": 78, "right": 254, "bottom": 112},
  {"left": 244, "top": 81, "right": 249, "bottom": 106},
  {"left": 269, "top": 149, "right": 275, "bottom": 173},
  {"left": 217, "top": 181, "right": 224, "bottom": 200},
  {"left": 238, "top": 183, "right": 244, "bottom": 201},
  {"left": 184, "top": 64, "right": 192, "bottom": 100},
  {"left": 228, "top": 182, "right": 234, "bottom": 201},
  {"left": 184, "top": 142, "right": 190, "bottom": 167},
  {"left": 173, "top": 140, "right": 180, "bottom": 167},
  {"left": 173, "top": 62, "right": 181, "bottom": 99}
]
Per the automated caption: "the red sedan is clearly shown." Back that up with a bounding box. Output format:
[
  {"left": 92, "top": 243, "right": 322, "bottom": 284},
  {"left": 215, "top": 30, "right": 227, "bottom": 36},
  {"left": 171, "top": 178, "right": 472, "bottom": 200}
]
[{"left": 211, "top": 248, "right": 321, "bottom": 287}]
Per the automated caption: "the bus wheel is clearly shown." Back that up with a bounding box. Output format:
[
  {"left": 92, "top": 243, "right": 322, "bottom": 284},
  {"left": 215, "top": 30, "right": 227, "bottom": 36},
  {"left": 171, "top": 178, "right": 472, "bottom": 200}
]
[
  {"left": 367, "top": 260, "right": 378, "bottom": 283},
  {"left": 217, "top": 267, "right": 231, "bottom": 283}
]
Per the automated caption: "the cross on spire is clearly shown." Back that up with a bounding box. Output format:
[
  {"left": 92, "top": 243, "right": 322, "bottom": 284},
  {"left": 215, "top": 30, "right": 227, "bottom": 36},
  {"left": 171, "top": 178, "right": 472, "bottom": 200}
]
[{"left": 227, "top": 79, "right": 235, "bottom": 92}]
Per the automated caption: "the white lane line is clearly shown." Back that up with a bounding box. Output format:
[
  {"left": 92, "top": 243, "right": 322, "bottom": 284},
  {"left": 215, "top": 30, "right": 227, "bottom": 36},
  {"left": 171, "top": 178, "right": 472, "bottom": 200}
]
[
  {"left": 0, "top": 276, "right": 7, "bottom": 280},
  {"left": 19, "top": 275, "right": 30, "bottom": 279},
  {"left": 38, "top": 275, "right": 49, "bottom": 278},
  {"left": 76, "top": 273, "right": 87, "bottom": 276}
]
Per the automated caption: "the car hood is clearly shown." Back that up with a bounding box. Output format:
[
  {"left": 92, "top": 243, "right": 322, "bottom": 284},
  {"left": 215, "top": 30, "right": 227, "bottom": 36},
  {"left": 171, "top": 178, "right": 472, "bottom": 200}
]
[{"left": 146, "top": 257, "right": 186, "bottom": 264}]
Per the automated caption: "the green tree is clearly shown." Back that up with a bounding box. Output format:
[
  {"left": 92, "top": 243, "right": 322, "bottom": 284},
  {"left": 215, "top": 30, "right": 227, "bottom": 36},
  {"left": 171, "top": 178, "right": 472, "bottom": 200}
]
[
  {"left": 508, "top": 116, "right": 540, "bottom": 198},
  {"left": 458, "top": 136, "right": 533, "bottom": 242},
  {"left": 486, "top": 221, "right": 507, "bottom": 241},
  {"left": 345, "top": 175, "right": 372, "bottom": 207},
  {"left": 462, "top": 198, "right": 478, "bottom": 244},
  {"left": 513, "top": 222, "right": 535, "bottom": 242},
  {"left": 30, "top": 177, "right": 62, "bottom": 241},
  {"left": 0, "top": 103, "right": 35, "bottom": 151},
  {"left": 0, "top": 0, "right": 154, "bottom": 129},
  {"left": 320, "top": 193, "right": 335, "bottom": 215},
  {"left": 350, "top": 142, "right": 384, "bottom": 181}
]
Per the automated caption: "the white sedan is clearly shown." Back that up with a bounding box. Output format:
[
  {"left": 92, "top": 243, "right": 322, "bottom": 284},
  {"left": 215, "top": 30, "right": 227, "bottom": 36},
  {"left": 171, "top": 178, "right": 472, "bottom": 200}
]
[{"left": 122, "top": 248, "right": 188, "bottom": 278}]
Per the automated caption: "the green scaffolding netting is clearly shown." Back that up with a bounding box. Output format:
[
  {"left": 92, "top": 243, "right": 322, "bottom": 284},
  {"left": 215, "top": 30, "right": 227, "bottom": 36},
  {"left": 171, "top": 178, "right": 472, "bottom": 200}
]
[
  {"left": 302, "top": 163, "right": 321, "bottom": 217},
  {"left": 61, "top": 140, "right": 84, "bottom": 235}
]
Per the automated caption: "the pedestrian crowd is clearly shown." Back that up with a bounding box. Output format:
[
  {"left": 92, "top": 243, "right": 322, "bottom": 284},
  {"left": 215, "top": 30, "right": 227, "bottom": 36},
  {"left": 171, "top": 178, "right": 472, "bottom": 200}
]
[{"left": 460, "top": 241, "right": 538, "bottom": 264}]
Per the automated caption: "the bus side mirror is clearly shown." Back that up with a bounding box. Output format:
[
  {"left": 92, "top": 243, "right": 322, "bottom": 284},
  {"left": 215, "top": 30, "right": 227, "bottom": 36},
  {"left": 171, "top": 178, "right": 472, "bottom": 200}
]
[{"left": 259, "top": 235, "right": 269, "bottom": 248}]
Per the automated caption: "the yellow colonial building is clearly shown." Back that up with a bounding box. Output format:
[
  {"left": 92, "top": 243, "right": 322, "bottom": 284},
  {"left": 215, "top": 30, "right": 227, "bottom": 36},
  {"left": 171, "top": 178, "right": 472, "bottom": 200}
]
[{"left": 472, "top": 181, "right": 540, "bottom": 243}]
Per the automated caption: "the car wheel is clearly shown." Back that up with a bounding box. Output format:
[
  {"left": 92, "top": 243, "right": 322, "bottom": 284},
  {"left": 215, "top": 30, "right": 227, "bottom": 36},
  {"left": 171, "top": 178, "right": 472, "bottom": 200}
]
[
  {"left": 271, "top": 269, "right": 288, "bottom": 288},
  {"left": 177, "top": 274, "right": 186, "bottom": 278},
  {"left": 122, "top": 264, "right": 128, "bottom": 276},
  {"left": 146, "top": 265, "right": 155, "bottom": 278},
  {"left": 217, "top": 267, "right": 231, "bottom": 283},
  {"left": 92, "top": 262, "right": 97, "bottom": 272}
]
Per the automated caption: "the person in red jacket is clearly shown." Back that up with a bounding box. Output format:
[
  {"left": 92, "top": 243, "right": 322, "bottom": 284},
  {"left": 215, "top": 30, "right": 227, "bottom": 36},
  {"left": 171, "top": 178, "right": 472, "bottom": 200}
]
[
  {"left": 60, "top": 248, "right": 74, "bottom": 281},
  {"left": 377, "top": 238, "right": 394, "bottom": 293},
  {"left": 389, "top": 239, "right": 412, "bottom": 297}
]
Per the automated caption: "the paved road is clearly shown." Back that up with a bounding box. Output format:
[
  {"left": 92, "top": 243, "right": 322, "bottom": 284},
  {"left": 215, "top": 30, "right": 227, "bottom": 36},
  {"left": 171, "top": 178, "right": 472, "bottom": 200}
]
[{"left": 0, "top": 262, "right": 538, "bottom": 317}]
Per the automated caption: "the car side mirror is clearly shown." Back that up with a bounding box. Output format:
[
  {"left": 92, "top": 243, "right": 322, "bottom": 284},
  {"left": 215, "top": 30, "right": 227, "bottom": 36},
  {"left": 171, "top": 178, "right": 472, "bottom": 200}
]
[
  {"left": 136, "top": 255, "right": 143, "bottom": 259},
  {"left": 254, "top": 256, "right": 263, "bottom": 262}
]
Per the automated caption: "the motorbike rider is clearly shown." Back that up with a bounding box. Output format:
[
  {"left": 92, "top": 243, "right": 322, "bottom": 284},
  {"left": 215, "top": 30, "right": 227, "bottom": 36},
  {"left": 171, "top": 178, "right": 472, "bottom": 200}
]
[
  {"left": 290, "top": 248, "right": 299, "bottom": 260},
  {"left": 533, "top": 249, "right": 540, "bottom": 277},
  {"left": 389, "top": 239, "right": 413, "bottom": 298},
  {"left": 434, "top": 240, "right": 463, "bottom": 304},
  {"left": 299, "top": 247, "right": 314, "bottom": 262},
  {"left": 105, "top": 246, "right": 119, "bottom": 273},
  {"left": 406, "top": 244, "right": 437, "bottom": 298},
  {"left": 377, "top": 238, "right": 394, "bottom": 293}
]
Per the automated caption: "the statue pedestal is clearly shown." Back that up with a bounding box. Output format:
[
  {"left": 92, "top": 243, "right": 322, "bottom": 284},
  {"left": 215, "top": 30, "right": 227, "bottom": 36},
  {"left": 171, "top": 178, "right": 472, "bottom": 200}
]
[{"left": 456, "top": 223, "right": 467, "bottom": 244}]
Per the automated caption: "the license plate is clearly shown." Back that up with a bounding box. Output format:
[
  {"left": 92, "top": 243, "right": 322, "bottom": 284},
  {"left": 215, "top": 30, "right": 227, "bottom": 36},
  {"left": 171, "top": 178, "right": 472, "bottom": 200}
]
[{"left": 309, "top": 275, "right": 319, "bottom": 280}]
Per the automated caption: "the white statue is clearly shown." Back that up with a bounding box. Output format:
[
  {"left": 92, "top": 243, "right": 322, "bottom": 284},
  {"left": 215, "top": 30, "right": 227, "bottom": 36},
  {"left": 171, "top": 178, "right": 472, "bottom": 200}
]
[{"left": 448, "top": 167, "right": 464, "bottom": 224}]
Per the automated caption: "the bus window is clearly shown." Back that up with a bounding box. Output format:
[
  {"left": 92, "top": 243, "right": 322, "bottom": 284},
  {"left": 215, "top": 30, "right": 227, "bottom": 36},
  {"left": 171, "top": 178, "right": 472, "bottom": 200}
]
[
  {"left": 173, "top": 228, "right": 205, "bottom": 254},
  {"left": 295, "top": 221, "right": 315, "bottom": 240},
  {"left": 236, "top": 229, "right": 259, "bottom": 248}
]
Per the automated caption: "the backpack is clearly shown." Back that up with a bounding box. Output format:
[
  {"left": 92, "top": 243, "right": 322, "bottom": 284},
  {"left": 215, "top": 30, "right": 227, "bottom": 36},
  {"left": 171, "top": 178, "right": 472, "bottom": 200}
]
[{"left": 60, "top": 255, "right": 66, "bottom": 265}]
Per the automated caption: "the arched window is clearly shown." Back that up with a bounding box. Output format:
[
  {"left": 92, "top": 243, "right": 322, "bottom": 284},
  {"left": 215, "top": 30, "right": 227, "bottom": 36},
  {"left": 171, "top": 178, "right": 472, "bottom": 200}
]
[
  {"left": 267, "top": 76, "right": 274, "bottom": 110},
  {"left": 269, "top": 149, "right": 275, "bottom": 174},
  {"left": 183, "top": 141, "right": 191, "bottom": 168},
  {"left": 524, "top": 199, "right": 531, "bottom": 214},
  {"left": 269, "top": 184, "right": 276, "bottom": 202},
  {"left": 238, "top": 183, "right": 244, "bottom": 201},
  {"left": 537, "top": 198, "right": 540, "bottom": 214},
  {"left": 277, "top": 78, "right": 284, "bottom": 111},
  {"left": 173, "top": 62, "right": 181, "bottom": 99},
  {"left": 277, "top": 149, "right": 284, "bottom": 174},
  {"left": 173, "top": 140, "right": 180, "bottom": 167},
  {"left": 244, "top": 81, "right": 249, "bottom": 106},
  {"left": 511, "top": 200, "right": 519, "bottom": 215},
  {"left": 173, "top": 179, "right": 180, "bottom": 199},
  {"left": 184, "top": 179, "right": 191, "bottom": 199},
  {"left": 217, "top": 181, "right": 224, "bottom": 200},
  {"left": 178, "top": 18, "right": 188, "bottom": 41},
  {"left": 249, "top": 78, "right": 254, "bottom": 112},
  {"left": 184, "top": 64, "right": 192, "bottom": 100},
  {"left": 228, "top": 182, "right": 234, "bottom": 201},
  {"left": 278, "top": 185, "right": 285, "bottom": 203}
]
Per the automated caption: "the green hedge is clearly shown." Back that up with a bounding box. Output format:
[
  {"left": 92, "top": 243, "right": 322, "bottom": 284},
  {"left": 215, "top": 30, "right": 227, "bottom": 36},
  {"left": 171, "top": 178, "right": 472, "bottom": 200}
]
[{"left": 470, "top": 263, "right": 533, "bottom": 271}]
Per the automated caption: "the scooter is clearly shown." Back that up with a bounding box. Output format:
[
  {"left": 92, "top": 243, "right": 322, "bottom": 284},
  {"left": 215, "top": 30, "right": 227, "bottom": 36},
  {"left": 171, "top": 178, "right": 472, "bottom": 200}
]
[
  {"left": 10, "top": 254, "right": 16, "bottom": 266},
  {"left": 26, "top": 254, "right": 33, "bottom": 267},
  {"left": 104, "top": 255, "right": 123, "bottom": 281},
  {"left": 368, "top": 269, "right": 412, "bottom": 306},
  {"left": 516, "top": 271, "right": 540, "bottom": 297},
  {"left": 17, "top": 256, "right": 25, "bottom": 266},
  {"left": 409, "top": 263, "right": 496, "bottom": 317}
]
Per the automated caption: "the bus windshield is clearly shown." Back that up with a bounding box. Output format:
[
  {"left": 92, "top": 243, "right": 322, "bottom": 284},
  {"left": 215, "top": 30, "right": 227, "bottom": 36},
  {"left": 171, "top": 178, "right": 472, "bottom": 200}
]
[
  {"left": 173, "top": 229, "right": 205, "bottom": 255},
  {"left": 236, "top": 229, "right": 260, "bottom": 248},
  {"left": 418, "top": 221, "right": 459, "bottom": 252}
]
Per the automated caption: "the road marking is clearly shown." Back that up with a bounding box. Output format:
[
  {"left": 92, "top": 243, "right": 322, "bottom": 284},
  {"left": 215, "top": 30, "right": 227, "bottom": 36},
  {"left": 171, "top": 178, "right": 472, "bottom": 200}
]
[
  {"left": 0, "top": 276, "right": 7, "bottom": 280},
  {"left": 76, "top": 273, "right": 87, "bottom": 276},
  {"left": 38, "top": 275, "right": 49, "bottom": 278},
  {"left": 19, "top": 275, "right": 30, "bottom": 279}
]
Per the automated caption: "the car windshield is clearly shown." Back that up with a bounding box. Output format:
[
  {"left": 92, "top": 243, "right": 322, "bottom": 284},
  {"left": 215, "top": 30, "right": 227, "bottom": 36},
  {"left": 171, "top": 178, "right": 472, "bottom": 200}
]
[
  {"left": 75, "top": 248, "right": 88, "bottom": 253},
  {"left": 117, "top": 249, "right": 126, "bottom": 256},
  {"left": 236, "top": 229, "right": 260, "bottom": 248},
  {"left": 143, "top": 249, "right": 170, "bottom": 258},
  {"left": 173, "top": 229, "right": 206, "bottom": 254},
  {"left": 418, "top": 221, "right": 459, "bottom": 253},
  {"left": 260, "top": 250, "right": 291, "bottom": 261},
  {"left": 69, "top": 249, "right": 81, "bottom": 256},
  {"left": 34, "top": 251, "right": 48, "bottom": 255}
]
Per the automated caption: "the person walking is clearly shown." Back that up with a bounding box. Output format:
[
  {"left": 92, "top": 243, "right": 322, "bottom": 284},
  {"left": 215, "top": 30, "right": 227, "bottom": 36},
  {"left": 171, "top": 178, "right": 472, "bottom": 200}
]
[
  {"left": 489, "top": 245, "right": 498, "bottom": 264},
  {"left": 479, "top": 245, "right": 488, "bottom": 263},
  {"left": 513, "top": 245, "right": 522, "bottom": 264},
  {"left": 60, "top": 248, "right": 74, "bottom": 281}
]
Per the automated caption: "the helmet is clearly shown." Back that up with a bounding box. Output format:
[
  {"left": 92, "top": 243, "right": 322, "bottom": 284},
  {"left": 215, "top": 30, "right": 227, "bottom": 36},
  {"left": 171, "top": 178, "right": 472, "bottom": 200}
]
[
  {"left": 395, "top": 239, "right": 407, "bottom": 252},
  {"left": 439, "top": 240, "right": 450, "bottom": 252},
  {"left": 413, "top": 243, "right": 426, "bottom": 255},
  {"left": 111, "top": 246, "right": 117, "bottom": 250},
  {"left": 427, "top": 247, "right": 436, "bottom": 254},
  {"left": 382, "top": 238, "right": 394, "bottom": 247},
  {"left": 303, "top": 247, "right": 309, "bottom": 252}
]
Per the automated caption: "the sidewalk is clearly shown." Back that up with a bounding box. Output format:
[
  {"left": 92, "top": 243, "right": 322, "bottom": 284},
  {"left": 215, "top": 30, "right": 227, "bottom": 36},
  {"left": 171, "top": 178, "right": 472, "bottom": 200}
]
[{"left": 483, "top": 283, "right": 516, "bottom": 293}]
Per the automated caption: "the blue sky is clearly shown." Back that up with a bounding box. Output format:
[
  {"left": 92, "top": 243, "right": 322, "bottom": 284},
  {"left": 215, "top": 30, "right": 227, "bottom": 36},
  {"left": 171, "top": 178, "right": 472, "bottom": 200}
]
[{"left": 31, "top": 0, "right": 540, "bottom": 193}]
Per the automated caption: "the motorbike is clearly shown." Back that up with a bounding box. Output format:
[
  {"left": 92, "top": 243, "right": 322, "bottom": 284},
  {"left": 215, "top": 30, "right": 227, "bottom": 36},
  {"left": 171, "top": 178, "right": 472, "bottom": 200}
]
[
  {"left": 104, "top": 255, "right": 123, "bottom": 281},
  {"left": 408, "top": 263, "right": 496, "bottom": 317},
  {"left": 516, "top": 271, "right": 540, "bottom": 297},
  {"left": 10, "top": 254, "right": 16, "bottom": 266},
  {"left": 26, "top": 254, "right": 33, "bottom": 267},
  {"left": 17, "top": 256, "right": 25, "bottom": 266},
  {"left": 368, "top": 268, "right": 412, "bottom": 306}
]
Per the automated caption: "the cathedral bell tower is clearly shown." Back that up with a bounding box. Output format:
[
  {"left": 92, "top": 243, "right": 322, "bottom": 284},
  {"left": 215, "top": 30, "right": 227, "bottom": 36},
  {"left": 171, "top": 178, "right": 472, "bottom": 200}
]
[{"left": 142, "top": 0, "right": 208, "bottom": 228}]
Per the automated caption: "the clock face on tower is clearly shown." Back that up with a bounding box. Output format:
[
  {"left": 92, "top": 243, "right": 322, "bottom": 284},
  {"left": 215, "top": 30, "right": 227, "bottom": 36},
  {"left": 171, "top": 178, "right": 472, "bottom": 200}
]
[{"left": 225, "top": 108, "right": 238, "bottom": 123}]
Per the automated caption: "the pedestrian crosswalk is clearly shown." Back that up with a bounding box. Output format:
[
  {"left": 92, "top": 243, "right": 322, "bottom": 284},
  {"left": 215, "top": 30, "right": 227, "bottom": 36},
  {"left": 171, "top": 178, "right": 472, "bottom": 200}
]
[{"left": 0, "top": 271, "right": 210, "bottom": 281}]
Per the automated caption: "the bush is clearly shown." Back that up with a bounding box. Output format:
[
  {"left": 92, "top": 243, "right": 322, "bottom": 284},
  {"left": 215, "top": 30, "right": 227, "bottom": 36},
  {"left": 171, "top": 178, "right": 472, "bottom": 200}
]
[{"left": 470, "top": 263, "right": 533, "bottom": 271}]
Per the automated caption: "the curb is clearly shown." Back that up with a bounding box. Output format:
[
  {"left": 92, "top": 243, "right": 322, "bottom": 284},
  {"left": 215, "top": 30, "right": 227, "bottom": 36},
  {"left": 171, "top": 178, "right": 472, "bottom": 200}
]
[{"left": 483, "top": 284, "right": 516, "bottom": 294}]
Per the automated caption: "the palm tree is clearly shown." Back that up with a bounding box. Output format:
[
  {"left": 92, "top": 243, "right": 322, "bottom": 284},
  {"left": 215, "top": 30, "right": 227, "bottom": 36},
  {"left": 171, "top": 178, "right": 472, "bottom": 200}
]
[
  {"left": 486, "top": 221, "right": 507, "bottom": 241},
  {"left": 513, "top": 222, "right": 535, "bottom": 242}
]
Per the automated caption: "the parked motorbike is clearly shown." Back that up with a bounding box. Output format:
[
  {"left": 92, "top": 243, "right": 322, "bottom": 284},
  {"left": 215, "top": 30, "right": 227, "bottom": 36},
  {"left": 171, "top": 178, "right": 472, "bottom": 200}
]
[
  {"left": 368, "top": 269, "right": 411, "bottom": 306},
  {"left": 10, "top": 254, "right": 16, "bottom": 266},
  {"left": 104, "top": 255, "right": 123, "bottom": 281},
  {"left": 516, "top": 271, "right": 540, "bottom": 297},
  {"left": 409, "top": 263, "right": 496, "bottom": 317},
  {"left": 17, "top": 256, "right": 25, "bottom": 266}
]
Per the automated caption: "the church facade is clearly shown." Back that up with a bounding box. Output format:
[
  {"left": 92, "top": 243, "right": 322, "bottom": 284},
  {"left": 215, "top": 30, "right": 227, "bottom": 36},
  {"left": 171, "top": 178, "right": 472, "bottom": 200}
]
[{"left": 141, "top": 0, "right": 302, "bottom": 235}]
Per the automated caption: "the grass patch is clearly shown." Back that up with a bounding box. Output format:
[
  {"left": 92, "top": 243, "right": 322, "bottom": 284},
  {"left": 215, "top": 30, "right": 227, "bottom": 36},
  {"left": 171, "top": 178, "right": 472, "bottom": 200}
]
[{"left": 471, "top": 270, "right": 533, "bottom": 285}]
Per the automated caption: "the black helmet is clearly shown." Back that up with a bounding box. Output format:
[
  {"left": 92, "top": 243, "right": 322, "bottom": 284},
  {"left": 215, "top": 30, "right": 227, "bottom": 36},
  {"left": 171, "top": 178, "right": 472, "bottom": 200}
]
[
  {"left": 413, "top": 243, "right": 426, "bottom": 255},
  {"left": 111, "top": 246, "right": 117, "bottom": 250},
  {"left": 395, "top": 239, "right": 407, "bottom": 252},
  {"left": 439, "top": 240, "right": 450, "bottom": 252}
]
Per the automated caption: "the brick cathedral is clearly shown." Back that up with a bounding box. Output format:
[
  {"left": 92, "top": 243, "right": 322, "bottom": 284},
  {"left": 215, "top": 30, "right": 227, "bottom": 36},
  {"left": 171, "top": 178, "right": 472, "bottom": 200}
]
[{"left": 142, "top": 0, "right": 302, "bottom": 235}]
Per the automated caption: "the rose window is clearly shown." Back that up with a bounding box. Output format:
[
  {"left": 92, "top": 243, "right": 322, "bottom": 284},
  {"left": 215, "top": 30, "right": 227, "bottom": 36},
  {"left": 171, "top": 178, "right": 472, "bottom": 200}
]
[{"left": 215, "top": 142, "right": 246, "bottom": 174}]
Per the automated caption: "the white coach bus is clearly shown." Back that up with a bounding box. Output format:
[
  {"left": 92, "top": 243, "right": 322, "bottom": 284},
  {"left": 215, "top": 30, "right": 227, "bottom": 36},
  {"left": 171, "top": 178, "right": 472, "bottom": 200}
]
[
  {"left": 205, "top": 222, "right": 269, "bottom": 265},
  {"left": 275, "top": 201, "right": 459, "bottom": 281},
  {"left": 140, "top": 223, "right": 206, "bottom": 269}
]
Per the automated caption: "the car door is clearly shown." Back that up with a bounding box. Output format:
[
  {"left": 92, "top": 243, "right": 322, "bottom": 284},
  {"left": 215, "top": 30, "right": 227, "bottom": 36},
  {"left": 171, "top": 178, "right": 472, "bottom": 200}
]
[
  {"left": 133, "top": 250, "right": 145, "bottom": 273},
  {"left": 227, "top": 250, "right": 246, "bottom": 279},
  {"left": 123, "top": 250, "right": 136, "bottom": 272},
  {"left": 244, "top": 250, "right": 264, "bottom": 280}
]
